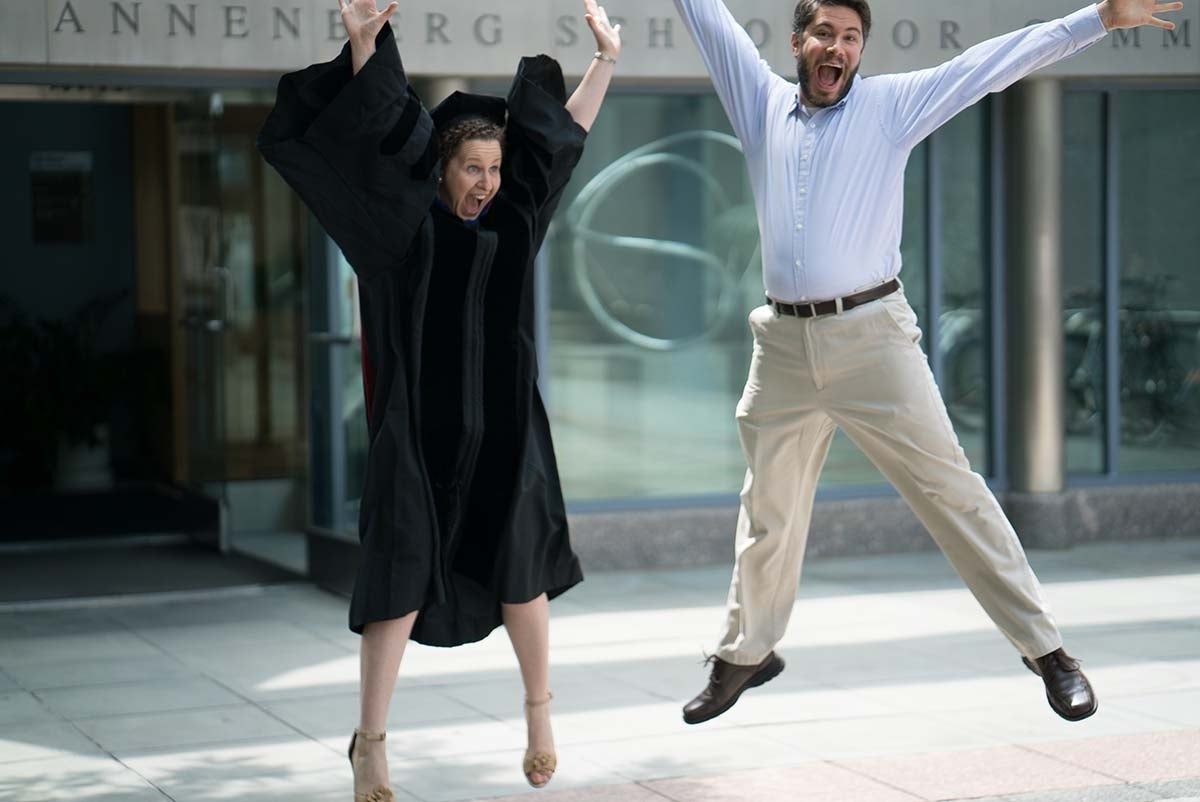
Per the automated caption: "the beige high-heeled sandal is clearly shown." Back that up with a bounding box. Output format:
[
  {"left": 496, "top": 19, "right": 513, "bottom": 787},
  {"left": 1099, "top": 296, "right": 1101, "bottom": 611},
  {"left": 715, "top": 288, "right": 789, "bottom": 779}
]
[
  {"left": 348, "top": 728, "right": 394, "bottom": 802},
  {"left": 522, "top": 692, "right": 557, "bottom": 789}
]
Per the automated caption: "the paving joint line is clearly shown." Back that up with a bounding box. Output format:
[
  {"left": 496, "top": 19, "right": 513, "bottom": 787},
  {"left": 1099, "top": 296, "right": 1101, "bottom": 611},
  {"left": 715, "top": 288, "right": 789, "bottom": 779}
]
[{"left": 1012, "top": 739, "right": 1135, "bottom": 786}]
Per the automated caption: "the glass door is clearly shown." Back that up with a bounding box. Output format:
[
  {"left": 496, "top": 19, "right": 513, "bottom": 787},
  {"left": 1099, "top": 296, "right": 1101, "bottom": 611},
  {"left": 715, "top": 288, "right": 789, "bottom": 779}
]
[
  {"left": 176, "top": 100, "right": 230, "bottom": 547},
  {"left": 174, "top": 98, "right": 309, "bottom": 552}
]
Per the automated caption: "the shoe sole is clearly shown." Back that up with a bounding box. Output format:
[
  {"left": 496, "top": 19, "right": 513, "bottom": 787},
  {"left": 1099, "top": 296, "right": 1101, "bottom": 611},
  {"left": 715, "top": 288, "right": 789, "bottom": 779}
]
[
  {"left": 682, "top": 653, "right": 785, "bottom": 725},
  {"left": 1022, "top": 657, "right": 1099, "bottom": 722}
]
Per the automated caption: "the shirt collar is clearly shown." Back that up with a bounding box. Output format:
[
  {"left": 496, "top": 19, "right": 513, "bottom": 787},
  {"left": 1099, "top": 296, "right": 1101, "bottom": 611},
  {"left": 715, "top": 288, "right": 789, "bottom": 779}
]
[{"left": 791, "top": 75, "right": 859, "bottom": 119}]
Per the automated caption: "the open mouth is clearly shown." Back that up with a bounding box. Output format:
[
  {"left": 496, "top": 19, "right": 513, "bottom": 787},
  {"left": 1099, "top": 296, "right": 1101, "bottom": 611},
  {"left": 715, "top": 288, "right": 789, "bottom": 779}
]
[
  {"left": 815, "top": 63, "right": 844, "bottom": 94},
  {"left": 462, "top": 193, "right": 489, "bottom": 218}
]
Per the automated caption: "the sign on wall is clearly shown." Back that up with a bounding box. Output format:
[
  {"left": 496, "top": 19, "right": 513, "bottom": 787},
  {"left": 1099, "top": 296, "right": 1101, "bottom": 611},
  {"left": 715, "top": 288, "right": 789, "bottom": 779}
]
[
  {"left": 0, "top": 0, "right": 1196, "bottom": 79},
  {"left": 30, "top": 151, "right": 94, "bottom": 244}
]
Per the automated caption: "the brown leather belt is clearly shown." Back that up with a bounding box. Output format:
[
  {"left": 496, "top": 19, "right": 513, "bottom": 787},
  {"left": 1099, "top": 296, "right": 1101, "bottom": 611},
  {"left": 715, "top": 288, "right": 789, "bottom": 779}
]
[{"left": 767, "top": 278, "right": 900, "bottom": 318}]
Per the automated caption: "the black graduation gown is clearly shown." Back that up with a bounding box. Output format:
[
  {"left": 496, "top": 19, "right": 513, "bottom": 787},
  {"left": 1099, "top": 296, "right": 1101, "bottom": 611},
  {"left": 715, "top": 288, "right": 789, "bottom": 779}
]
[{"left": 257, "top": 24, "right": 584, "bottom": 647}]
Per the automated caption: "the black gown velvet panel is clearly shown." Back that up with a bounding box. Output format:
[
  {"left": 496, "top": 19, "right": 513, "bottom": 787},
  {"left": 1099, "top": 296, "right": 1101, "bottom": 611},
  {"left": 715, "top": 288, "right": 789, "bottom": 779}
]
[{"left": 257, "top": 25, "right": 584, "bottom": 647}]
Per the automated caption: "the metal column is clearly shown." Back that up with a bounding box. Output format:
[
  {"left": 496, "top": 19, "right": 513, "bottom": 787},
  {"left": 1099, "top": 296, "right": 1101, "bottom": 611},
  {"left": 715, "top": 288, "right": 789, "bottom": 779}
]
[{"left": 1005, "top": 79, "right": 1066, "bottom": 497}]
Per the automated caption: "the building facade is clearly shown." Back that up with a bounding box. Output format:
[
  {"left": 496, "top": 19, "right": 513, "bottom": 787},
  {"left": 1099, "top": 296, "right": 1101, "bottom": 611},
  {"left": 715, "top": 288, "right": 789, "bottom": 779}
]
[{"left": 2, "top": 0, "right": 1198, "bottom": 567}]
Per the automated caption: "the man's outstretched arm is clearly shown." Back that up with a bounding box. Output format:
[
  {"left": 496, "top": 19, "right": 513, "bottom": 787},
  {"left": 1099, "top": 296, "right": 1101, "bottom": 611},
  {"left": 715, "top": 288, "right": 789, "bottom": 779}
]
[
  {"left": 882, "top": 0, "right": 1184, "bottom": 149},
  {"left": 673, "top": 0, "right": 777, "bottom": 147}
]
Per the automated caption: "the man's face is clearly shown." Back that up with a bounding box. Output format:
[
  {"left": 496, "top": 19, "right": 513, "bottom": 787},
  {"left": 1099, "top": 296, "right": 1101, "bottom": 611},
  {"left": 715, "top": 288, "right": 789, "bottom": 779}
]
[{"left": 791, "top": 5, "right": 865, "bottom": 108}]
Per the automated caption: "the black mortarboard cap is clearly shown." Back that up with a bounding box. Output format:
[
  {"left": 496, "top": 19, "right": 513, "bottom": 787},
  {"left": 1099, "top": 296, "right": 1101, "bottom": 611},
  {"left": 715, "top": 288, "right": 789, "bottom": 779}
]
[{"left": 429, "top": 91, "right": 507, "bottom": 132}]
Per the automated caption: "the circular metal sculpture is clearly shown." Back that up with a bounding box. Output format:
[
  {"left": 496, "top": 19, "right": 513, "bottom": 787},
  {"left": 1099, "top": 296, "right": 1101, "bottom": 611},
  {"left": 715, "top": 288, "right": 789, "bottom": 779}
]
[{"left": 565, "top": 130, "right": 759, "bottom": 351}]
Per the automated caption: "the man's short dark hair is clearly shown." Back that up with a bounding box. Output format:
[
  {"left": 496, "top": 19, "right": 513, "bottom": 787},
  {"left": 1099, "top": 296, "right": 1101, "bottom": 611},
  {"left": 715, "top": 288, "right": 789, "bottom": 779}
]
[{"left": 792, "top": 0, "right": 872, "bottom": 40}]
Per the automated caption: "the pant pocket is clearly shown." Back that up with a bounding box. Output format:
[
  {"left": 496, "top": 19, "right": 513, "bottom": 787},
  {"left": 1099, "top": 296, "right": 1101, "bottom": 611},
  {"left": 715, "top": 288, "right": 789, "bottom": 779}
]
[
  {"left": 879, "top": 294, "right": 924, "bottom": 346},
  {"left": 747, "top": 303, "right": 773, "bottom": 333}
]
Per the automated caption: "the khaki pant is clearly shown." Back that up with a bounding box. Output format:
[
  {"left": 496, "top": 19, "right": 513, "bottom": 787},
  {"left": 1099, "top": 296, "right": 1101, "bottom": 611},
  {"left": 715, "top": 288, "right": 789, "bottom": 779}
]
[{"left": 716, "top": 287, "right": 1063, "bottom": 665}]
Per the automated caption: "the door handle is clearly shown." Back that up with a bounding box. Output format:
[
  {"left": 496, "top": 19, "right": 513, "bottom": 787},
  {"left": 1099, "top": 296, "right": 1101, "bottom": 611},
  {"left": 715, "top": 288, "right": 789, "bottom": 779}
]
[{"left": 308, "top": 333, "right": 357, "bottom": 345}]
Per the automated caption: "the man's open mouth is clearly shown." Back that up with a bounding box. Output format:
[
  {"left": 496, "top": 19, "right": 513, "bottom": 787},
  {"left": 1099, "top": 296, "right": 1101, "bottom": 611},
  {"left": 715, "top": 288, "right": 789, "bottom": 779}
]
[{"left": 815, "top": 63, "right": 844, "bottom": 92}]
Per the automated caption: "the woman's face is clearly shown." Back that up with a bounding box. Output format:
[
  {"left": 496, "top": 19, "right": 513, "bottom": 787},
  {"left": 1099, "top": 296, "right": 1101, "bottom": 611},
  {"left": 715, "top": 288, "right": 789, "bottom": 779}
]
[{"left": 439, "top": 138, "right": 503, "bottom": 220}]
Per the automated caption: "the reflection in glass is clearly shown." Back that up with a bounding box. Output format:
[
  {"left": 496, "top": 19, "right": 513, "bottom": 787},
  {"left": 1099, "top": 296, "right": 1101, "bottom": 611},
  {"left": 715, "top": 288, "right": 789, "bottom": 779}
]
[
  {"left": 546, "top": 95, "right": 758, "bottom": 501},
  {"left": 1116, "top": 91, "right": 1200, "bottom": 471},
  {"left": 342, "top": 339, "right": 369, "bottom": 527},
  {"left": 336, "top": 253, "right": 369, "bottom": 530},
  {"left": 937, "top": 104, "right": 988, "bottom": 471},
  {"left": 902, "top": 141, "right": 929, "bottom": 327},
  {"left": 175, "top": 105, "right": 307, "bottom": 484},
  {"left": 1062, "top": 91, "right": 1106, "bottom": 475}
]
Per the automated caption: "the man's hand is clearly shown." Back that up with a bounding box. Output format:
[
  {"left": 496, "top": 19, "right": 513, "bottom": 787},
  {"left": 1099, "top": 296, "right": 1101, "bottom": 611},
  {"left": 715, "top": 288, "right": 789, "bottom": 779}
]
[
  {"left": 1096, "top": 0, "right": 1184, "bottom": 31},
  {"left": 338, "top": 0, "right": 399, "bottom": 73},
  {"left": 584, "top": 0, "right": 622, "bottom": 61}
]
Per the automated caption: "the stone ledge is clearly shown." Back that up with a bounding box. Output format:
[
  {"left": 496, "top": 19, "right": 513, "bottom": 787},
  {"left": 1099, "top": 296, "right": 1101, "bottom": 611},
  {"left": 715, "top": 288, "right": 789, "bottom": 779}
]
[
  {"left": 306, "top": 482, "right": 1200, "bottom": 587},
  {"left": 570, "top": 482, "right": 1200, "bottom": 570}
]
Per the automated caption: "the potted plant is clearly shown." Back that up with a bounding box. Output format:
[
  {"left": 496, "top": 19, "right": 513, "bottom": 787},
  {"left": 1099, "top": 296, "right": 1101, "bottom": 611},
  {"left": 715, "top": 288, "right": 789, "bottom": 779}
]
[{"left": 0, "top": 293, "right": 124, "bottom": 490}]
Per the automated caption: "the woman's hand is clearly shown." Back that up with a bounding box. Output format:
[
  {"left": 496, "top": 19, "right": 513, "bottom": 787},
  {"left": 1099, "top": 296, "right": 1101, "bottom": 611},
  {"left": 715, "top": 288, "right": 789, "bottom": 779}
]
[
  {"left": 584, "top": 0, "right": 622, "bottom": 61},
  {"left": 338, "top": 0, "right": 399, "bottom": 74}
]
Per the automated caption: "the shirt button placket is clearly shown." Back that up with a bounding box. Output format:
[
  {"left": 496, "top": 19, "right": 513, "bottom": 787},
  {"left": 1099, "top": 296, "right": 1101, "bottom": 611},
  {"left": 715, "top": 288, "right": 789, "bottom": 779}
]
[{"left": 795, "top": 121, "right": 815, "bottom": 299}]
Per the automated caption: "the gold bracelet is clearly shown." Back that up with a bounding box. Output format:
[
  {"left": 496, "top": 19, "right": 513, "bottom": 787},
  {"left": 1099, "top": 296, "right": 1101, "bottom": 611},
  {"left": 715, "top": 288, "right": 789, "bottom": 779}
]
[{"left": 593, "top": 51, "right": 617, "bottom": 65}]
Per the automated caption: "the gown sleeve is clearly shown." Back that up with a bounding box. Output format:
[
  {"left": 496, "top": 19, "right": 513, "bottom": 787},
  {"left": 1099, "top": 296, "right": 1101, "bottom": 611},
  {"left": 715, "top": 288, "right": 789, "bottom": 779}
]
[
  {"left": 257, "top": 24, "right": 438, "bottom": 278},
  {"left": 502, "top": 56, "right": 588, "bottom": 249}
]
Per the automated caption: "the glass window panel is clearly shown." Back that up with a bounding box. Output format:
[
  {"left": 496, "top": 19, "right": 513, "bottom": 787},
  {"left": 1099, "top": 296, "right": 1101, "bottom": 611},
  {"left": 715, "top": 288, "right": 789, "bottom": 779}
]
[
  {"left": 1116, "top": 90, "right": 1200, "bottom": 472},
  {"left": 902, "top": 142, "right": 930, "bottom": 326},
  {"left": 341, "top": 338, "right": 369, "bottom": 527},
  {"left": 545, "top": 94, "right": 758, "bottom": 501},
  {"left": 1062, "top": 91, "right": 1106, "bottom": 475},
  {"left": 308, "top": 247, "right": 368, "bottom": 533},
  {"left": 937, "top": 103, "right": 989, "bottom": 472}
]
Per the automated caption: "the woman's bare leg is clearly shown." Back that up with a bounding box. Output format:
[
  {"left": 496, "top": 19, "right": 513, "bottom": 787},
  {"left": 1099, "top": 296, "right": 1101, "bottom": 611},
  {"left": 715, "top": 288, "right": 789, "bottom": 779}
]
[
  {"left": 502, "top": 594, "right": 554, "bottom": 785},
  {"left": 355, "top": 612, "right": 417, "bottom": 793}
]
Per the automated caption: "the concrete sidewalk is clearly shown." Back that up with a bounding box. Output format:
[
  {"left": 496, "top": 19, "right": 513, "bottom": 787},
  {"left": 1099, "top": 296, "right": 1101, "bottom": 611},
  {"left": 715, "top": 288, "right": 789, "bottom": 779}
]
[{"left": 0, "top": 539, "right": 1198, "bottom": 802}]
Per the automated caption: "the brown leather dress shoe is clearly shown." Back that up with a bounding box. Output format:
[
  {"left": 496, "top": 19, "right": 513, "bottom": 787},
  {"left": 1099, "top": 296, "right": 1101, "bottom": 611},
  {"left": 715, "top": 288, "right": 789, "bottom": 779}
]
[
  {"left": 1022, "top": 647, "right": 1098, "bottom": 721},
  {"left": 682, "top": 652, "right": 785, "bottom": 725}
]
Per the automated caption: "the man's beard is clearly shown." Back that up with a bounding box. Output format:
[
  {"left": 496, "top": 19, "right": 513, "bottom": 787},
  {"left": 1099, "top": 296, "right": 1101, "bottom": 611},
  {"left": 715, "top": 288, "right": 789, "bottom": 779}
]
[{"left": 797, "top": 58, "right": 858, "bottom": 108}]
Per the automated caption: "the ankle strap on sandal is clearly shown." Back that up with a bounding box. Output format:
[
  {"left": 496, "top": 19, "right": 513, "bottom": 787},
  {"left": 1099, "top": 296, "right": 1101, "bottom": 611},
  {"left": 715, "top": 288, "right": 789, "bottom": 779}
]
[
  {"left": 353, "top": 728, "right": 387, "bottom": 741},
  {"left": 524, "top": 692, "right": 554, "bottom": 708}
]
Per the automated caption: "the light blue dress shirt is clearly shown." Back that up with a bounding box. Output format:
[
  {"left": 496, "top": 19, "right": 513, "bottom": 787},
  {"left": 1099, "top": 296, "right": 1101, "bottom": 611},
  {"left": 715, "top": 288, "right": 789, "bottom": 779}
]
[{"left": 674, "top": 0, "right": 1109, "bottom": 303}]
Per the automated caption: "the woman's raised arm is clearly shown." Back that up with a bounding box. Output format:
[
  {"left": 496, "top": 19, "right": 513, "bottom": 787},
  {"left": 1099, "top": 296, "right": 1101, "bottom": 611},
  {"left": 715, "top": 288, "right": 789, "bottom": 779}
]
[
  {"left": 340, "top": 0, "right": 400, "bottom": 74},
  {"left": 565, "top": 0, "right": 622, "bottom": 132},
  {"left": 257, "top": 2, "right": 437, "bottom": 278}
]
